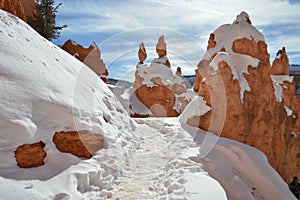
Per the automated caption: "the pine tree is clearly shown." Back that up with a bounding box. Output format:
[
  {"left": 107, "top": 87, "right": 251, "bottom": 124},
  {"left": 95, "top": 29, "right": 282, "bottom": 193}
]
[{"left": 27, "top": 0, "right": 67, "bottom": 41}]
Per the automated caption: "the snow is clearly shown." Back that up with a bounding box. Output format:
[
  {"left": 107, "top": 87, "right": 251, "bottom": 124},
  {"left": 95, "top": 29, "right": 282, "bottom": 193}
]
[
  {"left": 209, "top": 52, "right": 238, "bottom": 80},
  {"left": 136, "top": 62, "right": 174, "bottom": 87},
  {"left": 289, "top": 132, "right": 296, "bottom": 137},
  {"left": 271, "top": 75, "right": 294, "bottom": 84},
  {"left": 201, "top": 11, "right": 265, "bottom": 102},
  {"left": 184, "top": 89, "right": 198, "bottom": 101},
  {"left": 111, "top": 118, "right": 227, "bottom": 199},
  {"left": 276, "top": 53, "right": 282, "bottom": 60},
  {"left": 284, "top": 106, "right": 293, "bottom": 116},
  {"left": 180, "top": 96, "right": 211, "bottom": 132},
  {"left": 70, "top": 39, "right": 78, "bottom": 46},
  {"left": 173, "top": 72, "right": 186, "bottom": 86},
  {"left": 0, "top": 9, "right": 140, "bottom": 197},
  {"left": 0, "top": 10, "right": 295, "bottom": 200},
  {"left": 271, "top": 75, "right": 294, "bottom": 102},
  {"left": 151, "top": 56, "right": 169, "bottom": 66},
  {"left": 273, "top": 82, "right": 283, "bottom": 102},
  {"left": 173, "top": 94, "right": 183, "bottom": 112}
]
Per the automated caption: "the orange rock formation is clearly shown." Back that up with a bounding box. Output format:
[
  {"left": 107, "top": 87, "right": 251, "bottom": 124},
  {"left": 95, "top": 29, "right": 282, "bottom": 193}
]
[
  {"left": 191, "top": 12, "right": 300, "bottom": 181},
  {"left": 133, "top": 37, "right": 187, "bottom": 117},
  {"left": 270, "top": 47, "right": 290, "bottom": 75},
  {"left": 0, "top": 0, "right": 37, "bottom": 22},
  {"left": 61, "top": 39, "right": 109, "bottom": 83}
]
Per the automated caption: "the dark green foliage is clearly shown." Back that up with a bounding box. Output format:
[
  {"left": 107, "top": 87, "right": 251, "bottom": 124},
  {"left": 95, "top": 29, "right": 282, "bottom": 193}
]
[{"left": 27, "top": 0, "right": 67, "bottom": 41}]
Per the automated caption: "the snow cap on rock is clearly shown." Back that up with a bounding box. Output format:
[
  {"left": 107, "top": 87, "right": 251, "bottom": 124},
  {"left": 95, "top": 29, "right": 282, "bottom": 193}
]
[{"left": 234, "top": 11, "right": 252, "bottom": 24}]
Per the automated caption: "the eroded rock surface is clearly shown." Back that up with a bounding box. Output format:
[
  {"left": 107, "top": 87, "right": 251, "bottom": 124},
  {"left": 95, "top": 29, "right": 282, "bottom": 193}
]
[
  {"left": 15, "top": 141, "right": 46, "bottom": 168},
  {"left": 53, "top": 131, "right": 104, "bottom": 158},
  {"left": 61, "top": 39, "right": 109, "bottom": 83}
]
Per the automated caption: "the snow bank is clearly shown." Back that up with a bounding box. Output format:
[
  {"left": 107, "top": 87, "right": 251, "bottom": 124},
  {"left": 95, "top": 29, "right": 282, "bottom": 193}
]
[{"left": 0, "top": 10, "right": 140, "bottom": 199}]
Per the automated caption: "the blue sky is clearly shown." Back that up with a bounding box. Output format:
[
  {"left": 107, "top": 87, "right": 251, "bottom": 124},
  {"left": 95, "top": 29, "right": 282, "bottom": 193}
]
[{"left": 54, "top": 0, "right": 300, "bottom": 81}]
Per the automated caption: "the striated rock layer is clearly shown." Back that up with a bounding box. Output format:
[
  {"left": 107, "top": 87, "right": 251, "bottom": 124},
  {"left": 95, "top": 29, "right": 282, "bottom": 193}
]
[
  {"left": 61, "top": 39, "right": 109, "bottom": 83},
  {"left": 0, "top": 0, "right": 37, "bottom": 22},
  {"left": 191, "top": 11, "right": 300, "bottom": 181}
]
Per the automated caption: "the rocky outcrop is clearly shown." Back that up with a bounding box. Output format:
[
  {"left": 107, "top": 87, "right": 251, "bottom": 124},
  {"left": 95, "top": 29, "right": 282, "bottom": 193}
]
[
  {"left": 0, "top": 0, "right": 37, "bottom": 22},
  {"left": 153, "top": 35, "right": 171, "bottom": 67},
  {"left": 53, "top": 131, "right": 104, "bottom": 159},
  {"left": 191, "top": 11, "right": 300, "bottom": 181},
  {"left": 270, "top": 47, "right": 290, "bottom": 75},
  {"left": 132, "top": 37, "right": 188, "bottom": 117},
  {"left": 61, "top": 39, "right": 109, "bottom": 83},
  {"left": 15, "top": 141, "right": 46, "bottom": 168},
  {"left": 138, "top": 42, "right": 147, "bottom": 64}
]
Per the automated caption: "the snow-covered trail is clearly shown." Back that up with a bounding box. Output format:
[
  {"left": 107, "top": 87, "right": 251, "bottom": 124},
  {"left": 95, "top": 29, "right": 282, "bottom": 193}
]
[{"left": 111, "top": 118, "right": 227, "bottom": 200}]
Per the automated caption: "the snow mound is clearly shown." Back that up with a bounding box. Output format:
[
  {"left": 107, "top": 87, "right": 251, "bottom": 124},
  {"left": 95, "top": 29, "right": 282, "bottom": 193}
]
[{"left": 0, "top": 9, "right": 140, "bottom": 198}]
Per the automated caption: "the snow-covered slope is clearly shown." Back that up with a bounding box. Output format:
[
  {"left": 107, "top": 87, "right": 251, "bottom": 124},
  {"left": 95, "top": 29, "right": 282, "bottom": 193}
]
[{"left": 0, "top": 10, "right": 140, "bottom": 199}]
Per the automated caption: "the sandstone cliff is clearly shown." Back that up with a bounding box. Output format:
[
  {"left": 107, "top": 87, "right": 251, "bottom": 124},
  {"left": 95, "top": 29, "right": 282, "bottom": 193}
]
[
  {"left": 191, "top": 11, "right": 300, "bottom": 181},
  {"left": 0, "top": 0, "right": 37, "bottom": 22},
  {"left": 61, "top": 39, "right": 109, "bottom": 83}
]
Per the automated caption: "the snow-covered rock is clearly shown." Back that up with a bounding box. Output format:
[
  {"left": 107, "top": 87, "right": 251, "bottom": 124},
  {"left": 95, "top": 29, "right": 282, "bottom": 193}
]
[
  {"left": 192, "top": 11, "right": 300, "bottom": 181},
  {"left": 130, "top": 37, "right": 189, "bottom": 117},
  {"left": 0, "top": 9, "right": 140, "bottom": 199},
  {"left": 154, "top": 35, "right": 170, "bottom": 67}
]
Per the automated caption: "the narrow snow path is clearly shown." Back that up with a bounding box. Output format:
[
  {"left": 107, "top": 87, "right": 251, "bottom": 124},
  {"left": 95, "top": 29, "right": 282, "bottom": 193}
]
[{"left": 111, "top": 118, "right": 227, "bottom": 200}]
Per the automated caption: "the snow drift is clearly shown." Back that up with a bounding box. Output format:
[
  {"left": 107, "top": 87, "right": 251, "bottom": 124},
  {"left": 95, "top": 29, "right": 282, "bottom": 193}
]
[{"left": 0, "top": 10, "right": 140, "bottom": 199}]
